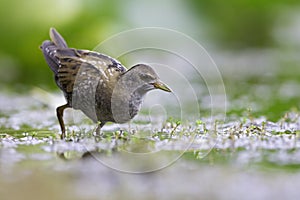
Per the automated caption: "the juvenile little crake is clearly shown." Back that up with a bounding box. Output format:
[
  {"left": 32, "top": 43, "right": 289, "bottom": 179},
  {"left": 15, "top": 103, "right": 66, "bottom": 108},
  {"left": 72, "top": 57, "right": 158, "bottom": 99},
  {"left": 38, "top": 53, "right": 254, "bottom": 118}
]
[{"left": 40, "top": 28, "right": 171, "bottom": 139}]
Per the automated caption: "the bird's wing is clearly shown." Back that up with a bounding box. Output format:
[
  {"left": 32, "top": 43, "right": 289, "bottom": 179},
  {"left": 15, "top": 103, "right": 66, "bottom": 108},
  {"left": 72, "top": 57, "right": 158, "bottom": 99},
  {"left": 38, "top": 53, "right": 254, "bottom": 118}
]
[
  {"left": 54, "top": 48, "right": 127, "bottom": 122},
  {"left": 56, "top": 48, "right": 127, "bottom": 93}
]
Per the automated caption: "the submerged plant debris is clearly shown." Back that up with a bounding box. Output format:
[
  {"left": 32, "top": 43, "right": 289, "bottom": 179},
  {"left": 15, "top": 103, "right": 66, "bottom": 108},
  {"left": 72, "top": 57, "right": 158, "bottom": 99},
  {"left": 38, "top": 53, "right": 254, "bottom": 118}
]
[{"left": 1, "top": 93, "right": 300, "bottom": 169}]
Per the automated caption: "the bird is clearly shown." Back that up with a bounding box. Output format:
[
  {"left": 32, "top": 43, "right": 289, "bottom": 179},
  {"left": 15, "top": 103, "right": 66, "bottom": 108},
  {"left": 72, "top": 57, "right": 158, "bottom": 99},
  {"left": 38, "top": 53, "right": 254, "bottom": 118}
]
[{"left": 40, "top": 27, "right": 171, "bottom": 139}]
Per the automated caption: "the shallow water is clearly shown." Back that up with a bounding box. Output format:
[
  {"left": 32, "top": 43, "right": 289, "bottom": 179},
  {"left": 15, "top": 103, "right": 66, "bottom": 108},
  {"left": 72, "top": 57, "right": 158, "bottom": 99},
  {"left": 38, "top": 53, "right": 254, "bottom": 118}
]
[{"left": 1, "top": 87, "right": 300, "bottom": 199}]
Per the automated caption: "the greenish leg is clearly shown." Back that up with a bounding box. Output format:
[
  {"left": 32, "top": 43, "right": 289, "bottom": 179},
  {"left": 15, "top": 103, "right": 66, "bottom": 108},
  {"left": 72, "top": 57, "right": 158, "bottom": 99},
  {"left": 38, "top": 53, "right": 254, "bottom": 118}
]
[
  {"left": 56, "top": 104, "right": 70, "bottom": 139},
  {"left": 95, "top": 122, "right": 105, "bottom": 136}
]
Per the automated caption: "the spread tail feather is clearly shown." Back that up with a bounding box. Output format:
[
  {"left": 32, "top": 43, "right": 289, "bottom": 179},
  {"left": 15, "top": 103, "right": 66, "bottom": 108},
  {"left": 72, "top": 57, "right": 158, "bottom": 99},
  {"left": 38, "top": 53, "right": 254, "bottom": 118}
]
[
  {"left": 40, "top": 40, "right": 59, "bottom": 73},
  {"left": 40, "top": 28, "right": 68, "bottom": 74},
  {"left": 49, "top": 27, "right": 68, "bottom": 48}
]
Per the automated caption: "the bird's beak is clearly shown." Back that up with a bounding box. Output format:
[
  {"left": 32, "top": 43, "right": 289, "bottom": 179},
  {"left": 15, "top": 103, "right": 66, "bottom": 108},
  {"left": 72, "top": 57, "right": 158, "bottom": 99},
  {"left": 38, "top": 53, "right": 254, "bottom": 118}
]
[{"left": 152, "top": 81, "right": 172, "bottom": 92}]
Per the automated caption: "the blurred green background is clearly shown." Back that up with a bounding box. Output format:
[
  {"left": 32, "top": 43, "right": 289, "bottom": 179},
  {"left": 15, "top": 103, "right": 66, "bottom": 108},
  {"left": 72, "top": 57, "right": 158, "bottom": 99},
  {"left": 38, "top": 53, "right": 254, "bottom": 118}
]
[{"left": 0, "top": 0, "right": 300, "bottom": 91}]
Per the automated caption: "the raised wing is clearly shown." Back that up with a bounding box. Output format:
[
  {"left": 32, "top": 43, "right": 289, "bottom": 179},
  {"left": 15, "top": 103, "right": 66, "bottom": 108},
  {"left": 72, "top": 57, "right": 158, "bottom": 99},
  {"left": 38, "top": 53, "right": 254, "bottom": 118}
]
[
  {"left": 56, "top": 48, "right": 127, "bottom": 93},
  {"left": 53, "top": 48, "right": 127, "bottom": 122}
]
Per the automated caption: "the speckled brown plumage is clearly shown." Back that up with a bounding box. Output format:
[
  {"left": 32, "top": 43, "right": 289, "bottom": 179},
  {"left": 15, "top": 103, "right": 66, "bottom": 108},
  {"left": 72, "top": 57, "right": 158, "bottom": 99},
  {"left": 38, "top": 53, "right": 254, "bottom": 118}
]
[{"left": 40, "top": 28, "right": 171, "bottom": 139}]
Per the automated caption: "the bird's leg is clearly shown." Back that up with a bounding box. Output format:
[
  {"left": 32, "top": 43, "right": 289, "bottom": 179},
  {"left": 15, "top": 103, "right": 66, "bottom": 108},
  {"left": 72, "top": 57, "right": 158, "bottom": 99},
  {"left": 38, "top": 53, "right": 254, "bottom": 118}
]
[
  {"left": 128, "top": 121, "right": 132, "bottom": 134},
  {"left": 56, "top": 104, "right": 70, "bottom": 139},
  {"left": 95, "top": 122, "right": 104, "bottom": 136},
  {"left": 94, "top": 122, "right": 105, "bottom": 142}
]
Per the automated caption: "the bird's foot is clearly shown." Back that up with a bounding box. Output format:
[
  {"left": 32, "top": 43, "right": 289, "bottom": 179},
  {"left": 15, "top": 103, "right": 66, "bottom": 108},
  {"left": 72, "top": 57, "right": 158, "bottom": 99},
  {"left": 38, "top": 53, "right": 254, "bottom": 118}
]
[
  {"left": 94, "top": 132, "right": 105, "bottom": 143},
  {"left": 93, "top": 123, "right": 104, "bottom": 142}
]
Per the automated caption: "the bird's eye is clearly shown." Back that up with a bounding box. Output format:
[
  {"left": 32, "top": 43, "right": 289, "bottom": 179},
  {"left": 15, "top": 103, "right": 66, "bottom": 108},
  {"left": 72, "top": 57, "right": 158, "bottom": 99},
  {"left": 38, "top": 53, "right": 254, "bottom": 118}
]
[{"left": 140, "top": 73, "right": 154, "bottom": 81}]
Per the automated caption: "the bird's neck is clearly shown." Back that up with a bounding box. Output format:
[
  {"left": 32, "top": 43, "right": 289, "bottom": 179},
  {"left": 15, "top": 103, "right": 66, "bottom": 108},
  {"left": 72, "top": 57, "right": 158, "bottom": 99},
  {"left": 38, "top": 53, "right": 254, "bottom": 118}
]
[{"left": 128, "top": 89, "right": 147, "bottom": 118}]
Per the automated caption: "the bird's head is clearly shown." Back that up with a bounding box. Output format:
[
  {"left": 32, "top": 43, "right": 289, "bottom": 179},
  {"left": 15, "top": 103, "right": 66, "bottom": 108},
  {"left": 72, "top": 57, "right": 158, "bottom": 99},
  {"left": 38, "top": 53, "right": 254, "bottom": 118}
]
[
  {"left": 111, "top": 64, "right": 171, "bottom": 123},
  {"left": 124, "top": 64, "right": 171, "bottom": 93}
]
